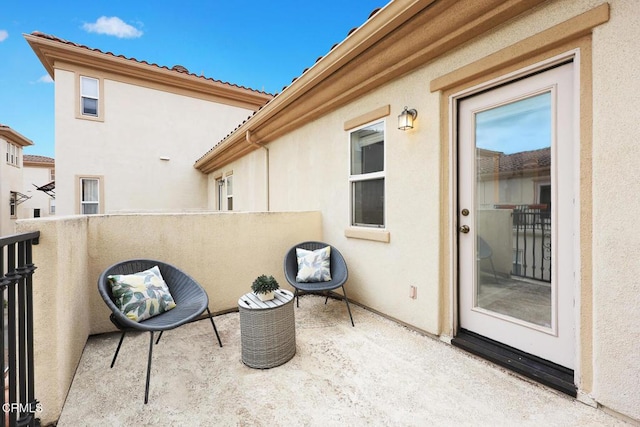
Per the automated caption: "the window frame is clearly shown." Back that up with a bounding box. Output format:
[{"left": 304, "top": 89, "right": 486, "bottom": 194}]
[
  {"left": 77, "top": 74, "right": 104, "bottom": 121},
  {"left": 215, "top": 174, "right": 233, "bottom": 211},
  {"left": 78, "top": 176, "right": 102, "bottom": 215},
  {"left": 9, "top": 191, "right": 17, "bottom": 219},
  {"left": 225, "top": 175, "right": 233, "bottom": 211},
  {"left": 348, "top": 120, "right": 386, "bottom": 229},
  {"left": 6, "top": 142, "right": 19, "bottom": 167}
]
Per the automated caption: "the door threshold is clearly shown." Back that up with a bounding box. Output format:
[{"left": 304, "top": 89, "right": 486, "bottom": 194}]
[{"left": 451, "top": 329, "right": 576, "bottom": 397}]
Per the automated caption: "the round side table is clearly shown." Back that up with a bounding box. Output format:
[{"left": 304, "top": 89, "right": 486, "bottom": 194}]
[{"left": 238, "top": 289, "right": 296, "bottom": 369}]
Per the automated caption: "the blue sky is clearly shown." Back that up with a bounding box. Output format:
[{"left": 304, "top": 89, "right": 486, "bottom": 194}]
[{"left": 1, "top": 1, "right": 386, "bottom": 158}]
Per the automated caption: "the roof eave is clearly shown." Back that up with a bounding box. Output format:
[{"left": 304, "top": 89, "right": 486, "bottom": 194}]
[
  {"left": 194, "top": 0, "right": 550, "bottom": 173},
  {"left": 24, "top": 33, "right": 273, "bottom": 110},
  {"left": 0, "top": 127, "right": 34, "bottom": 147}
]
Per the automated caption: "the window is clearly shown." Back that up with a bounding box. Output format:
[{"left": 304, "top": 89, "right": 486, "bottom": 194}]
[
  {"left": 80, "top": 178, "right": 100, "bottom": 214},
  {"left": 49, "top": 198, "right": 56, "bottom": 215},
  {"left": 33, "top": 209, "right": 41, "bottom": 218},
  {"left": 80, "top": 76, "right": 99, "bottom": 117},
  {"left": 50, "top": 168, "right": 55, "bottom": 181},
  {"left": 216, "top": 175, "right": 233, "bottom": 211},
  {"left": 9, "top": 191, "right": 17, "bottom": 218},
  {"left": 6, "top": 142, "right": 18, "bottom": 166},
  {"left": 349, "top": 121, "right": 385, "bottom": 227},
  {"left": 226, "top": 175, "right": 233, "bottom": 211}
]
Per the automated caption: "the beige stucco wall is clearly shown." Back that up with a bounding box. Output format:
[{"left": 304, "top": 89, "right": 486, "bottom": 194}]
[
  {"left": 590, "top": 0, "right": 640, "bottom": 420},
  {"left": 15, "top": 211, "right": 321, "bottom": 425},
  {"left": 54, "top": 68, "right": 257, "bottom": 216},
  {"left": 206, "top": 0, "right": 640, "bottom": 421}
]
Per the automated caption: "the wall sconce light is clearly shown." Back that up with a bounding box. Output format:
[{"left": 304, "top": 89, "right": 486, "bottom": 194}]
[{"left": 398, "top": 106, "right": 418, "bottom": 130}]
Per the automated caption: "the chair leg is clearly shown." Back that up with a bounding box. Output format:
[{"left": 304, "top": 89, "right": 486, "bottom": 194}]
[
  {"left": 341, "top": 286, "right": 355, "bottom": 327},
  {"left": 324, "top": 291, "right": 329, "bottom": 305},
  {"left": 294, "top": 288, "right": 299, "bottom": 307},
  {"left": 489, "top": 257, "right": 499, "bottom": 284},
  {"left": 206, "top": 308, "right": 223, "bottom": 347},
  {"left": 111, "top": 331, "right": 126, "bottom": 368},
  {"left": 145, "top": 331, "right": 154, "bottom": 404},
  {"left": 155, "top": 331, "right": 163, "bottom": 345}
]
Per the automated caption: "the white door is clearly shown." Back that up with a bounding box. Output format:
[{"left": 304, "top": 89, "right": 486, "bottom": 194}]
[{"left": 458, "top": 62, "right": 575, "bottom": 369}]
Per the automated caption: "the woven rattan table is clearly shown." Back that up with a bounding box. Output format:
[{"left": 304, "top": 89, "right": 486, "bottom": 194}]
[{"left": 238, "top": 289, "right": 296, "bottom": 369}]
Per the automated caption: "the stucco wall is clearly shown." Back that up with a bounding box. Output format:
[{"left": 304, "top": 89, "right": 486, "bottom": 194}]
[
  {"left": 54, "top": 68, "right": 256, "bottom": 216},
  {"left": 16, "top": 211, "right": 321, "bottom": 424},
  {"left": 205, "top": 0, "right": 640, "bottom": 421},
  {"left": 590, "top": 0, "right": 640, "bottom": 421}
]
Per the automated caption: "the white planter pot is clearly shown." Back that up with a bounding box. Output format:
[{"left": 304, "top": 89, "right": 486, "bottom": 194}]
[{"left": 255, "top": 291, "right": 274, "bottom": 301}]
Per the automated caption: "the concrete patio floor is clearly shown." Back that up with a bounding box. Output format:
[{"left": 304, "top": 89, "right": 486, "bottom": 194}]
[{"left": 58, "top": 295, "right": 626, "bottom": 426}]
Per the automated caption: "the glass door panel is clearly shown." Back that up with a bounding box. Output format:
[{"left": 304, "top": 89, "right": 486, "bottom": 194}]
[{"left": 474, "top": 92, "right": 553, "bottom": 329}]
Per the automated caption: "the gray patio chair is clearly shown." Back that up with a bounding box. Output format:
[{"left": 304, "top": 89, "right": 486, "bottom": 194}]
[
  {"left": 98, "top": 259, "right": 222, "bottom": 404},
  {"left": 478, "top": 236, "right": 499, "bottom": 283},
  {"left": 283, "top": 241, "right": 354, "bottom": 326}
]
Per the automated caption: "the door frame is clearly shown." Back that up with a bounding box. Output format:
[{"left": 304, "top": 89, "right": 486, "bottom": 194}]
[{"left": 447, "top": 50, "right": 582, "bottom": 376}]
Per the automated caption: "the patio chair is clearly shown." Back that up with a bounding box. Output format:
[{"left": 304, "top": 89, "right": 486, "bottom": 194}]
[
  {"left": 283, "top": 241, "right": 354, "bottom": 326},
  {"left": 97, "top": 259, "right": 222, "bottom": 404},
  {"left": 477, "top": 236, "right": 499, "bottom": 283}
]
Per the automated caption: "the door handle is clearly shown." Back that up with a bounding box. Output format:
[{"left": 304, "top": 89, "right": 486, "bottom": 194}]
[{"left": 459, "top": 225, "right": 470, "bottom": 234}]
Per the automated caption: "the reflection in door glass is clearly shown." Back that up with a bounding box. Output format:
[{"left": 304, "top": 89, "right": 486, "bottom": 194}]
[{"left": 474, "top": 92, "right": 553, "bottom": 328}]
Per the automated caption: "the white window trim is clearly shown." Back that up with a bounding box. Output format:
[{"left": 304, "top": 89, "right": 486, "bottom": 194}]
[
  {"left": 77, "top": 74, "right": 104, "bottom": 121},
  {"left": 78, "top": 176, "right": 103, "bottom": 215},
  {"left": 215, "top": 174, "right": 233, "bottom": 211},
  {"left": 9, "top": 191, "right": 17, "bottom": 219},
  {"left": 348, "top": 120, "right": 386, "bottom": 229},
  {"left": 6, "top": 142, "right": 19, "bottom": 167}
]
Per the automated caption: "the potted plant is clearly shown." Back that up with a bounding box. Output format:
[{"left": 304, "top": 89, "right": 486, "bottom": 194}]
[{"left": 251, "top": 275, "right": 280, "bottom": 301}]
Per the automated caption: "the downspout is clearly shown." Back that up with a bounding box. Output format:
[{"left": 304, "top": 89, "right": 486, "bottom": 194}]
[{"left": 246, "top": 130, "right": 270, "bottom": 211}]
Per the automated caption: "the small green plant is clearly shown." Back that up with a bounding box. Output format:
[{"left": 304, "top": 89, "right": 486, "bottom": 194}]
[{"left": 251, "top": 275, "right": 280, "bottom": 295}]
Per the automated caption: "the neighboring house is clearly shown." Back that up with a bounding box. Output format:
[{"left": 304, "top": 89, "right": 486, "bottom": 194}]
[
  {"left": 0, "top": 124, "right": 33, "bottom": 236},
  {"left": 22, "top": 155, "right": 56, "bottom": 219},
  {"left": 25, "top": 32, "right": 273, "bottom": 216},
  {"left": 193, "top": 0, "right": 639, "bottom": 422}
]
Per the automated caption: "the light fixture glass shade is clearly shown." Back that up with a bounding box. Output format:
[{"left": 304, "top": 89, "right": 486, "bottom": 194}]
[{"left": 398, "top": 107, "right": 417, "bottom": 130}]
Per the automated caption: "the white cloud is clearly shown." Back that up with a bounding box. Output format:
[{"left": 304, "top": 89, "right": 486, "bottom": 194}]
[
  {"left": 82, "top": 16, "right": 143, "bottom": 38},
  {"left": 0, "top": 30, "right": 8, "bottom": 42},
  {"left": 37, "top": 75, "right": 54, "bottom": 84}
]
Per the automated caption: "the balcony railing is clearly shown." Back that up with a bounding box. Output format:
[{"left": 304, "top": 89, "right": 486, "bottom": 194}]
[
  {"left": 1, "top": 231, "right": 40, "bottom": 427},
  {"left": 495, "top": 204, "right": 552, "bottom": 282}
]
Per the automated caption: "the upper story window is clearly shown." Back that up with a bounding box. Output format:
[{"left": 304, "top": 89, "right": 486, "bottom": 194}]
[
  {"left": 6, "top": 142, "right": 19, "bottom": 166},
  {"left": 349, "top": 121, "right": 385, "bottom": 228},
  {"left": 80, "top": 76, "right": 99, "bottom": 117}
]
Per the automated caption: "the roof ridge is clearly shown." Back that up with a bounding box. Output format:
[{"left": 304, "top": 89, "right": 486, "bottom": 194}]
[{"left": 30, "top": 31, "right": 274, "bottom": 97}]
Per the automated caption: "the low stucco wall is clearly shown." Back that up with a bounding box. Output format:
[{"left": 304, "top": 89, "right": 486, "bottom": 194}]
[{"left": 16, "top": 211, "right": 322, "bottom": 425}]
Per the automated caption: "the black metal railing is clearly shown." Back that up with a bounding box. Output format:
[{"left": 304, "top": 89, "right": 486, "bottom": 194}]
[
  {"left": 511, "top": 206, "right": 551, "bottom": 282},
  {"left": 1, "top": 231, "right": 40, "bottom": 427}
]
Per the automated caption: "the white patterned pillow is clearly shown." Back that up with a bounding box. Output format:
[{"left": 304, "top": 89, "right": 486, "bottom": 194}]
[
  {"left": 108, "top": 266, "right": 176, "bottom": 322},
  {"left": 296, "top": 246, "right": 332, "bottom": 282}
]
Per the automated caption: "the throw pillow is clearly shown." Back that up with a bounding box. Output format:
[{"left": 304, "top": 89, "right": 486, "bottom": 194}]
[
  {"left": 296, "top": 246, "right": 332, "bottom": 282},
  {"left": 108, "top": 266, "right": 176, "bottom": 322}
]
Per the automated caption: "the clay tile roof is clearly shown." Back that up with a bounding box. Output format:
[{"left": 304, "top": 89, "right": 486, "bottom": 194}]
[
  {"left": 23, "top": 154, "right": 55, "bottom": 164},
  {"left": 28, "top": 31, "right": 274, "bottom": 97},
  {"left": 477, "top": 148, "right": 551, "bottom": 175}
]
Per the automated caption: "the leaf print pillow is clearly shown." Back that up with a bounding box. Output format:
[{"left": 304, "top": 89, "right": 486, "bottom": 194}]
[
  {"left": 295, "top": 246, "right": 332, "bottom": 283},
  {"left": 108, "top": 266, "right": 177, "bottom": 322}
]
